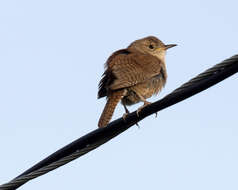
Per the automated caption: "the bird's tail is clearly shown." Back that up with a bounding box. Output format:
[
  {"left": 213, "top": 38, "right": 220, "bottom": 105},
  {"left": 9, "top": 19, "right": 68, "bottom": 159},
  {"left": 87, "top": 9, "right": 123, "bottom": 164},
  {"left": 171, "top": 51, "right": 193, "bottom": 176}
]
[{"left": 98, "top": 90, "right": 126, "bottom": 128}]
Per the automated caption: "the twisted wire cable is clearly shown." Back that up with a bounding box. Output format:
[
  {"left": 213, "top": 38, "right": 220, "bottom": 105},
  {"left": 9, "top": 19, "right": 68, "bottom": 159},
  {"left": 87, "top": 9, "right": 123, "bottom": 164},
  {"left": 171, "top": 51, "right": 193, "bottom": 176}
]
[
  {"left": 0, "top": 142, "right": 104, "bottom": 190},
  {"left": 172, "top": 55, "right": 237, "bottom": 94},
  {"left": 1, "top": 54, "right": 238, "bottom": 190}
]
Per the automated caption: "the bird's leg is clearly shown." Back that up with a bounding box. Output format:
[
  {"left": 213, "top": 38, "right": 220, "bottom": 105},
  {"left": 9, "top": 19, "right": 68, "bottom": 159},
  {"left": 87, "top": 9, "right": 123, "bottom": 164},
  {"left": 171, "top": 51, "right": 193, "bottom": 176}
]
[
  {"left": 135, "top": 92, "right": 158, "bottom": 117},
  {"left": 122, "top": 103, "right": 130, "bottom": 121},
  {"left": 137, "top": 101, "right": 151, "bottom": 117},
  {"left": 122, "top": 102, "right": 140, "bottom": 128},
  {"left": 136, "top": 93, "right": 152, "bottom": 117}
]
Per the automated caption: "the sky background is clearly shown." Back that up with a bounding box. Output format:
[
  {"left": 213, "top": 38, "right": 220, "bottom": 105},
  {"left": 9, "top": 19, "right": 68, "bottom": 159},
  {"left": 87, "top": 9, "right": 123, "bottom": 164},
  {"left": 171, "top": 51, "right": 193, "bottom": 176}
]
[{"left": 0, "top": 0, "right": 238, "bottom": 189}]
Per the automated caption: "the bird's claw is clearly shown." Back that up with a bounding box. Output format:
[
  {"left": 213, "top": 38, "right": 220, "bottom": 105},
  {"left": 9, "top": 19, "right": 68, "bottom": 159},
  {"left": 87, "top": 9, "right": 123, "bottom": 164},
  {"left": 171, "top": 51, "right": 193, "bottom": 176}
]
[
  {"left": 122, "top": 112, "right": 140, "bottom": 128},
  {"left": 122, "top": 113, "right": 129, "bottom": 121},
  {"left": 155, "top": 112, "right": 158, "bottom": 118},
  {"left": 136, "top": 101, "right": 151, "bottom": 117}
]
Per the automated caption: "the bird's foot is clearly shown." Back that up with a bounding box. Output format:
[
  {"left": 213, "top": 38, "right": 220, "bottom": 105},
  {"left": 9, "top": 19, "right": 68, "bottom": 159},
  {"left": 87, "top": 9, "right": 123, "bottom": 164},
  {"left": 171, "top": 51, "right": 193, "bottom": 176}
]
[
  {"left": 123, "top": 112, "right": 140, "bottom": 128},
  {"left": 122, "top": 113, "right": 129, "bottom": 121},
  {"left": 136, "top": 101, "right": 151, "bottom": 117}
]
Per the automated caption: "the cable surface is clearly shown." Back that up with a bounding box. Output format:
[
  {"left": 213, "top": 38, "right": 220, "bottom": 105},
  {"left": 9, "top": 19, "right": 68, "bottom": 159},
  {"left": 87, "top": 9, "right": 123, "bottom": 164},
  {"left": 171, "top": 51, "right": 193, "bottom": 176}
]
[{"left": 1, "top": 54, "right": 238, "bottom": 190}]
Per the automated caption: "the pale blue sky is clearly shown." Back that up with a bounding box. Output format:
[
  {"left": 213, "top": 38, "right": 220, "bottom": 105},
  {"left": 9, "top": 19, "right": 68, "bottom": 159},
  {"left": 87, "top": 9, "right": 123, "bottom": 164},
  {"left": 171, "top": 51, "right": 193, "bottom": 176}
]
[{"left": 0, "top": 0, "right": 238, "bottom": 190}]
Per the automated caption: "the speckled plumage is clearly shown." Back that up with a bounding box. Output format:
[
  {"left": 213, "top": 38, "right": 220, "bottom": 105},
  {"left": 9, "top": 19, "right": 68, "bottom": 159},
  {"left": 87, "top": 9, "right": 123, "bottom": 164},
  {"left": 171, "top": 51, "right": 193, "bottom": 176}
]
[{"left": 98, "top": 36, "right": 176, "bottom": 128}]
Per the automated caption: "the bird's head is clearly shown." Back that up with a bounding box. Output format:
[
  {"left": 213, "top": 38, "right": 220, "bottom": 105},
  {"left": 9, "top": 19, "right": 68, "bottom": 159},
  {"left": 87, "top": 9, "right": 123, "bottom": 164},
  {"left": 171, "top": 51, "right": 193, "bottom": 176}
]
[{"left": 128, "top": 36, "right": 177, "bottom": 61}]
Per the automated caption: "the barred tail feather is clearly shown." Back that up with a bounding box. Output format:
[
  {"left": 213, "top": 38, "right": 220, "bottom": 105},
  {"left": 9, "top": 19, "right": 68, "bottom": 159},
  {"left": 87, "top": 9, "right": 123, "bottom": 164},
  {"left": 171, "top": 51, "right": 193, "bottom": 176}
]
[{"left": 98, "top": 90, "right": 126, "bottom": 128}]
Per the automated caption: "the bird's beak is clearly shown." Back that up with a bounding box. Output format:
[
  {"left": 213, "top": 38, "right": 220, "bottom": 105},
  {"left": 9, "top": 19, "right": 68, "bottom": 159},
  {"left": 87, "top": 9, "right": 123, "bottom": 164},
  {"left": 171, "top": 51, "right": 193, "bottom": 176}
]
[{"left": 165, "top": 44, "right": 177, "bottom": 50}]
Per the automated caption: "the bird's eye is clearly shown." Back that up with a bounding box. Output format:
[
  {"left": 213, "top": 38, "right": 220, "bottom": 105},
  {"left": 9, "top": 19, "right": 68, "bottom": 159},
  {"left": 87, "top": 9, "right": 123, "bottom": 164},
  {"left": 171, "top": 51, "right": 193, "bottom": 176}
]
[{"left": 149, "top": 44, "right": 154, "bottom": 49}]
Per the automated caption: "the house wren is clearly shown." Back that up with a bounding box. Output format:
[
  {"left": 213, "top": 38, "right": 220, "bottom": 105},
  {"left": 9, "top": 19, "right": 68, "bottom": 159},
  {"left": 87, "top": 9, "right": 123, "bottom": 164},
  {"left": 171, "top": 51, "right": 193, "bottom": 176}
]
[{"left": 98, "top": 36, "right": 176, "bottom": 128}]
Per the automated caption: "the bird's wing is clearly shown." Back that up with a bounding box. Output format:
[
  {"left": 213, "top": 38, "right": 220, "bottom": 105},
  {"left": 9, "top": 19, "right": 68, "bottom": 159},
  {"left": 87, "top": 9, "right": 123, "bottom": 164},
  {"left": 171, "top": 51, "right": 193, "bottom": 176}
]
[
  {"left": 109, "top": 53, "right": 162, "bottom": 90},
  {"left": 98, "top": 49, "right": 130, "bottom": 98}
]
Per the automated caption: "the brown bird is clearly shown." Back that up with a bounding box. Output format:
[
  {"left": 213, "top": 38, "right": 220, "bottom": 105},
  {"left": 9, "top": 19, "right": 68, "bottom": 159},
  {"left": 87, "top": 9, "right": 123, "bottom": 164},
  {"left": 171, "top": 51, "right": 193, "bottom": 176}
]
[{"left": 98, "top": 36, "right": 176, "bottom": 128}]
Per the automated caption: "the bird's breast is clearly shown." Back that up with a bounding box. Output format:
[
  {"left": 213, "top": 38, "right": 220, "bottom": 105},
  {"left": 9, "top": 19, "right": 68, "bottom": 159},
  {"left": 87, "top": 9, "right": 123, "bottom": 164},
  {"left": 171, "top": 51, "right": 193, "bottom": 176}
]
[{"left": 122, "top": 73, "right": 166, "bottom": 105}]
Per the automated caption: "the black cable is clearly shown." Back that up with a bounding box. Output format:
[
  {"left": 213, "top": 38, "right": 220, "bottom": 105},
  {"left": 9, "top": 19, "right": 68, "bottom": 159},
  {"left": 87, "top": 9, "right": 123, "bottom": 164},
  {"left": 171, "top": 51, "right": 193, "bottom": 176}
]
[{"left": 0, "top": 54, "right": 238, "bottom": 190}]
